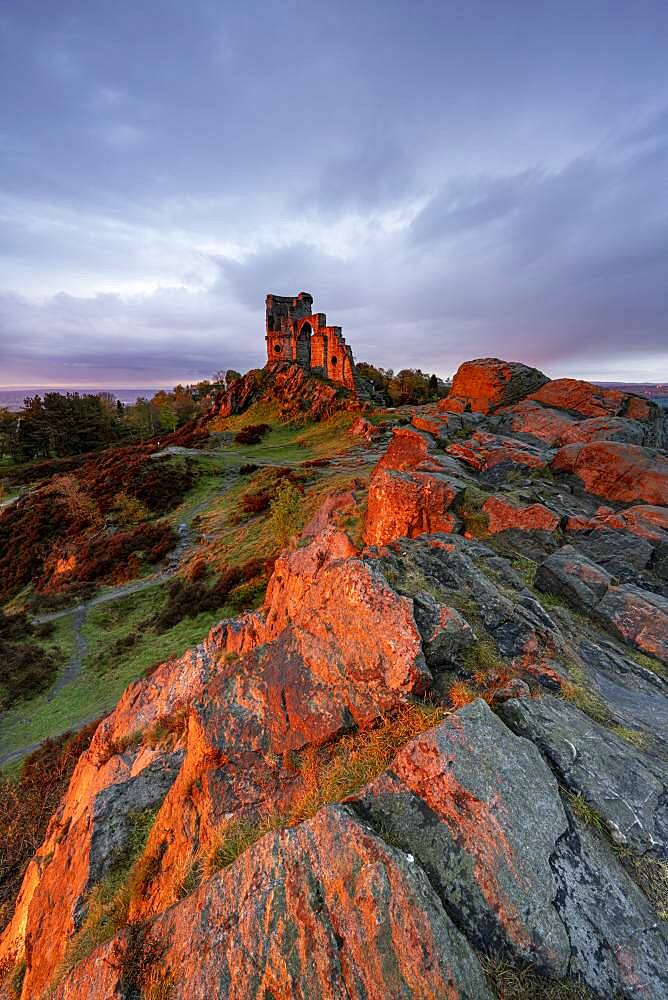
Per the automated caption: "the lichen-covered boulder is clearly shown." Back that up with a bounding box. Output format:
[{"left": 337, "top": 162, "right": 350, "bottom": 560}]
[
  {"left": 351, "top": 700, "right": 571, "bottom": 973},
  {"left": 439, "top": 358, "right": 549, "bottom": 414},
  {"left": 551, "top": 440, "right": 668, "bottom": 505},
  {"left": 52, "top": 805, "right": 494, "bottom": 1000},
  {"left": 500, "top": 696, "right": 668, "bottom": 856},
  {"left": 482, "top": 495, "right": 560, "bottom": 534}
]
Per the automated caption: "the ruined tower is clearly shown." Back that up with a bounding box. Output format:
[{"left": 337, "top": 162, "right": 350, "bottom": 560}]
[{"left": 265, "top": 292, "right": 360, "bottom": 393}]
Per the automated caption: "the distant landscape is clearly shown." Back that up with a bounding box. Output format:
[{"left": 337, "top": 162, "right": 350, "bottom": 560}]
[{"left": 0, "top": 387, "right": 167, "bottom": 411}]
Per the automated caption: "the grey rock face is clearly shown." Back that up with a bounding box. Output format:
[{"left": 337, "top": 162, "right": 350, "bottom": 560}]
[
  {"left": 551, "top": 806, "right": 668, "bottom": 999},
  {"left": 536, "top": 545, "right": 613, "bottom": 611},
  {"left": 578, "top": 638, "right": 668, "bottom": 748},
  {"left": 351, "top": 699, "right": 571, "bottom": 974},
  {"left": 571, "top": 528, "right": 654, "bottom": 577},
  {"left": 88, "top": 751, "right": 184, "bottom": 887},
  {"left": 500, "top": 696, "right": 668, "bottom": 857}
]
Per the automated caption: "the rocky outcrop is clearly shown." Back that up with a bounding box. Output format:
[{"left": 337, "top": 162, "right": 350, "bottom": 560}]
[
  {"left": 53, "top": 805, "right": 495, "bottom": 1000},
  {"left": 215, "top": 362, "right": 363, "bottom": 423},
  {"left": 500, "top": 400, "right": 656, "bottom": 447},
  {"left": 3, "top": 358, "right": 668, "bottom": 1000},
  {"left": 528, "top": 377, "right": 660, "bottom": 422},
  {"left": 439, "top": 358, "right": 549, "bottom": 414}
]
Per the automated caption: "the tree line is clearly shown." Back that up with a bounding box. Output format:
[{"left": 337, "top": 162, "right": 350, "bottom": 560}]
[
  {"left": 356, "top": 364, "right": 451, "bottom": 405},
  {"left": 0, "top": 371, "right": 241, "bottom": 464}
]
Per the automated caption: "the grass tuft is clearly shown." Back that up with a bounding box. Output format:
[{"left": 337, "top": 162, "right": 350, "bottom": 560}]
[
  {"left": 480, "top": 955, "right": 595, "bottom": 998},
  {"left": 567, "top": 792, "right": 606, "bottom": 834}
]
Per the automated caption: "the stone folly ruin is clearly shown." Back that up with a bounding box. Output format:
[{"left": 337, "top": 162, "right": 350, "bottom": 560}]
[{"left": 265, "top": 292, "right": 364, "bottom": 394}]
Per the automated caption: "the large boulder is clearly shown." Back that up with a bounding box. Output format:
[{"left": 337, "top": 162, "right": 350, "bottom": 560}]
[
  {"left": 439, "top": 358, "right": 549, "bottom": 415},
  {"left": 364, "top": 467, "right": 462, "bottom": 546},
  {"left": 364, "top": 427, "right": 470, "bottom": 546},
  {"left": 52, "top": 805, "right": 494, "bottom": 1000},
  {"left": 566, "top": 504, "right": 668, "bottom": 545},
  {"left": 351, "top": 700, "right": 571, "bottom": 973},
  {"left": 3, "top": 527, "right": 437, "bottom": 996},
  {"left": 552, "top": 440, "right": 668, "bottom": 505}
]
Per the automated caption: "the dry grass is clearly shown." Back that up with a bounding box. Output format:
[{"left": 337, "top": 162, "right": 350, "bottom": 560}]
[
  {"left": 566, "top": 791, "right": 606, "bottom": 834},
  {"left": 613, "top": 847, "right": 668, "bottom": 920},
  {"left": 199, "top": 702, "right": 447, "bottom": 882},
  {"left": 448, "top": 681, "right": 479, "bottom": 709},
  {"left": 480, "top": 956, "right": 595, "bottom": 999}
]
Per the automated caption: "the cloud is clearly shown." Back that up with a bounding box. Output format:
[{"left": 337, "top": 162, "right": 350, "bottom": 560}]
[{"left": 0, "top": 3, "right": 667, "bottom": 384}]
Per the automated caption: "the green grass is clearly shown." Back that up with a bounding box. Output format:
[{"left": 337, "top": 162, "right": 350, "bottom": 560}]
[
  {"left": 610, "top": 725, "right": 649, "bottom": 750},
  {"left": 0, "top": 583, "right": 233, "bottom": 767},
  {"left": 457, "top": 485, "right": 490, "bottom": 538},
  {"left": 462, "top": 639, "right": 500, "bottom": 674},
  {"left": 628, "top": 648, "right": 666, "bottom": 679},
  {"left": 511, "top": 554, "right": 538, "bottom": 588}
]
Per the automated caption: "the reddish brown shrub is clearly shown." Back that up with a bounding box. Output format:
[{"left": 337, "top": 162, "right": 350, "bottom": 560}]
[{"left": 233, "top": 423, "right": 271, "bottom": 445}]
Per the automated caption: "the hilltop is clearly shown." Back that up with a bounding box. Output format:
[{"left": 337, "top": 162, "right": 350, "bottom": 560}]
[{"left": 0, "top": 357, "right": 667, "bottom": 1000}]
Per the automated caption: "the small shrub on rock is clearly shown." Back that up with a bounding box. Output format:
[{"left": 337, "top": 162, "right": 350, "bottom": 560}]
[{"left": 269, "top": 480, "right": 304, "bottom": 548}]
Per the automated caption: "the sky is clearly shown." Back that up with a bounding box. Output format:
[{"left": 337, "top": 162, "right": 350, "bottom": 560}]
[{"left": 1, "top": 1, "right": 667, "bottom": 387}]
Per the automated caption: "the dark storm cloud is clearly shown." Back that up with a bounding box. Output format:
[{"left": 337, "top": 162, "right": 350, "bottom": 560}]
[{"left": 1, "top": 1, "right": 667, "bottom": 384}]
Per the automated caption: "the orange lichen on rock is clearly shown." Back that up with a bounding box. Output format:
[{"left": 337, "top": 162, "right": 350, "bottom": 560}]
[
  {"left": 482, "top": 496, "right": 560, "bottom": 534},
  {"left": 552, "top": 441, "right": 668, "bottom": 504},
  {"left": 439, "top": 358, "right": 548, "bottom": 414}
]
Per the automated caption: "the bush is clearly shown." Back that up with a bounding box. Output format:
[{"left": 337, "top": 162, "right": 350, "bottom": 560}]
[
  {"left": 151, "top": 559, "right": 268, "bottom": 630},
  {"left": 0, "top": 611, "right": 59, "bottom": 709},
  {"left": 268, "top": 480, "right": 304, "bottom": 547},
  {"left": 239, "top": 463, "right": 259, "bottom": 475},
  {"left": 241, "top": 490, "right": 271, "bottom": 515},
  {"left": 234, "top": 423, "right": 270, "bottom": 446},
  {"left": 38, "top": 521, "right": 177, "bottom": 592}
]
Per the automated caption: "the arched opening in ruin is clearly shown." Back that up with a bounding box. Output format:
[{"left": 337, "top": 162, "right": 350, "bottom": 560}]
[
  {"left": 297, "top": 323, "right": 312, "bottom": 367},
  {"left": 273, "top": 342, "right": 282, "bottom": 354}
]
